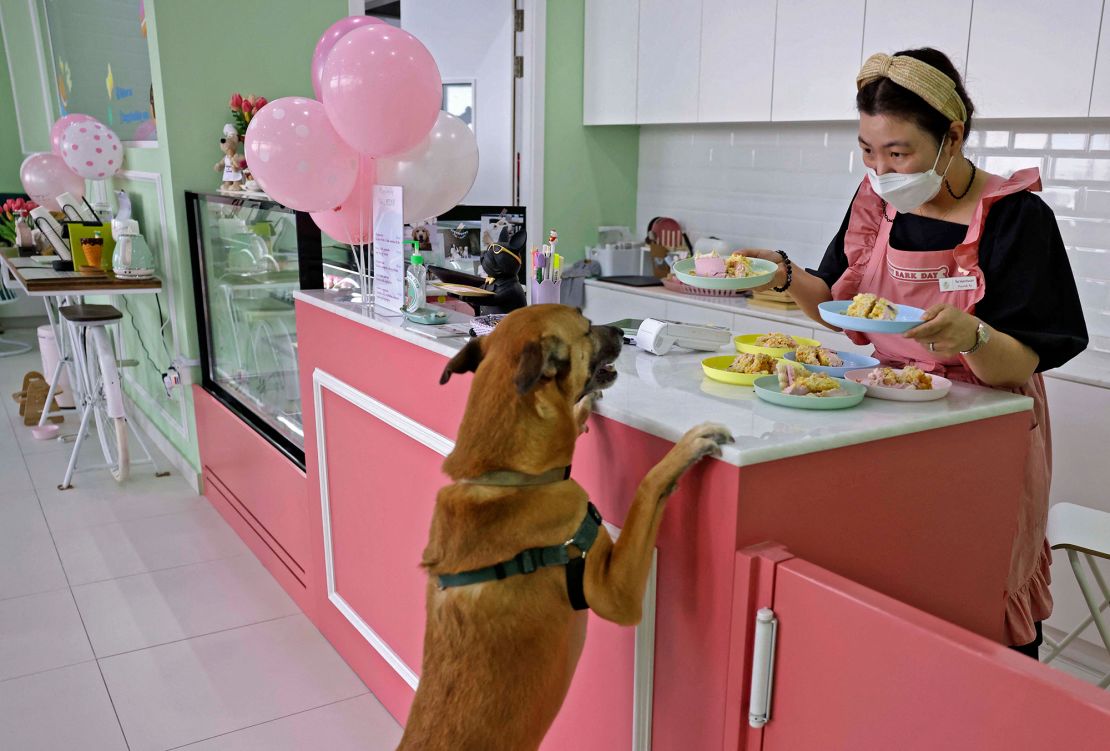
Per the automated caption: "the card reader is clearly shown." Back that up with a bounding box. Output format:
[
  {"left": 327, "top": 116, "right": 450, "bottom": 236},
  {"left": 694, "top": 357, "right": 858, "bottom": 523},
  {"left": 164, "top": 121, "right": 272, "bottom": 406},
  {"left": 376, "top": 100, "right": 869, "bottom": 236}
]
[{"left": 633, "top": 318, "right": 731, "bottom": 355}]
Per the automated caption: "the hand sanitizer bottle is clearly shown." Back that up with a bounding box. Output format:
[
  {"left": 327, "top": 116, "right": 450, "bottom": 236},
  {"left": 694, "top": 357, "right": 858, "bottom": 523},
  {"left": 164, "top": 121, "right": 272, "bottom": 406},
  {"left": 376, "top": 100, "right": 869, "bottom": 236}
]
[{"left": 404, "top": 250, "right": 426, "bottom": 313}]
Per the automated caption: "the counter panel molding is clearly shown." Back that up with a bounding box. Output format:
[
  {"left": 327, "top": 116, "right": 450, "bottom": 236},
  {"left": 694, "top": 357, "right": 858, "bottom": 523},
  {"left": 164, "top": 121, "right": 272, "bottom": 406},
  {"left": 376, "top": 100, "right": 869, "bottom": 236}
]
[{"left": 305, "top": 348, "right": 656, "bottom": 750}]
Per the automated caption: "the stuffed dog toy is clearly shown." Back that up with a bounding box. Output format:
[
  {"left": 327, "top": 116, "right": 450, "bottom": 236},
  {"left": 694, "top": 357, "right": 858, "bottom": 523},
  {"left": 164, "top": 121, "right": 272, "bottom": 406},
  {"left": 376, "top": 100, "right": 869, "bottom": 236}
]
[{"left": 397, "top": 304, "right": 732, "bottom": 750}]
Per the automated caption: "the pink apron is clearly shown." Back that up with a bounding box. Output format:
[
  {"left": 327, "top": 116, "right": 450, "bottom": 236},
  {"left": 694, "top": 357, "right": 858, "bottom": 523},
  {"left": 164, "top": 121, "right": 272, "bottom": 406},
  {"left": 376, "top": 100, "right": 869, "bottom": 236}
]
[{"left": 831, "top": 168, "right": 1052, "bottom": 646}]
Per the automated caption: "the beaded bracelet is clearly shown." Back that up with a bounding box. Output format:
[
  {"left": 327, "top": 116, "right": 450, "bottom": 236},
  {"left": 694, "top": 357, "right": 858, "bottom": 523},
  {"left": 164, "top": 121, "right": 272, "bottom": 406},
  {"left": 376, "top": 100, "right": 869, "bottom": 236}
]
[{"left": 771, "top": 250, "right": 792, "bottom": 293}]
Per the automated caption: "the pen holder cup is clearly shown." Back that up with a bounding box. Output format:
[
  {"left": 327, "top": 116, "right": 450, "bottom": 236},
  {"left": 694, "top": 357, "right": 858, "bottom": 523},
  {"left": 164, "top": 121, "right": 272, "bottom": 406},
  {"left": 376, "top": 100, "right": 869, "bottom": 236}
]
[{"left": 530, "top": 278, "right": 561, "bottom": 305}]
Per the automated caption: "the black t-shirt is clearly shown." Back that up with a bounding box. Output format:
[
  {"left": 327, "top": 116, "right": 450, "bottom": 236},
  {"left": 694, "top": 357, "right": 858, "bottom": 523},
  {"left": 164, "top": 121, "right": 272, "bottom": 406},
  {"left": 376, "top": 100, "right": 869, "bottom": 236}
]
[{"left": 810, "top": 190, "right": 1089, "bottom": 372}]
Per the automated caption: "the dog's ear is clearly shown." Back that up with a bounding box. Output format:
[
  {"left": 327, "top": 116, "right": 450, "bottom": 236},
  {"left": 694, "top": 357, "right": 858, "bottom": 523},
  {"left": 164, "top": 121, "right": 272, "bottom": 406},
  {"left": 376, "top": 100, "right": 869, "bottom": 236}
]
[
  {"left": 440, "top": 338, "right": 485, "bottom": 384},
  {"left": 514, "top": 335, "right": 570, "bottom": 395}
]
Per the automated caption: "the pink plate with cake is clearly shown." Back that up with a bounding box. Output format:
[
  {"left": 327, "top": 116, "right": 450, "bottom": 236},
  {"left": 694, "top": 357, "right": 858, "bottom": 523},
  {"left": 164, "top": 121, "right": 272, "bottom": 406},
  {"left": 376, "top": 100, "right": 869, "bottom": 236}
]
[{"left": 844, "top": 366, "right": 952, "bottom": 402}]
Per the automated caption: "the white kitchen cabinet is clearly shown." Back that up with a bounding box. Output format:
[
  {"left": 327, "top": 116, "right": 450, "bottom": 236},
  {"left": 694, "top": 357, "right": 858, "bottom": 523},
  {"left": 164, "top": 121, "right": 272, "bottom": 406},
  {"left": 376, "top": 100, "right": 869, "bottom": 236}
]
[
  {"left": 1091, "top": 3, "right": 1110, "bottom": 117},
  {"left": 582, "top": 285, "right": 667, "bottom": 326},
  {"left": 583, "top": 0, "right": 640, "bottom": 125},
  {"left": 771, "top": 0, "right": 866, "bottom": 121},
  {"left": 665, "top": 299, "right": 735, "bottom": 328},
  {"left": 636, "top": 0, "right": 704, "bottom": 124},
  {"left": 697, "top": 0, "right": 776, "bottom": 122},
  {"left": 966, "top": 0, "right": 1103, "bottom": 119},
  {"left": 860, "top": 0, "right": 972, "bottom": 77}
]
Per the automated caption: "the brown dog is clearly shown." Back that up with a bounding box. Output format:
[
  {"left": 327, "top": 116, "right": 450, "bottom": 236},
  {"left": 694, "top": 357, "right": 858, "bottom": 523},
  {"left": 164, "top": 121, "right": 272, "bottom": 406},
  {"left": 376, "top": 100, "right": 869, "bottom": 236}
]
[{"left": 397, "top": 304, "right": 732, "bottom": 750}]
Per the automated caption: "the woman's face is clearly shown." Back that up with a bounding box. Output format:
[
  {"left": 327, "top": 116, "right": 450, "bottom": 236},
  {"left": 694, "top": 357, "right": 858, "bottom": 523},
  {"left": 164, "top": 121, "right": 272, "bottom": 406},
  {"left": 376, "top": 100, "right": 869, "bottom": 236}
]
[{"left": 858, "top": 113, "right": 947, "bottom": 176}]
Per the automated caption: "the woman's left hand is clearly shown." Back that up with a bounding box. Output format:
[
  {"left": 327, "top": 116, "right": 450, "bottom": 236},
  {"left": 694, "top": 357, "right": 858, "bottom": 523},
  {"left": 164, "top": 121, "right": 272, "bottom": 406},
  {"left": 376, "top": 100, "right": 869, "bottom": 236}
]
[{"left": 904, "top": 304, "right": 979, "bottom": 356}]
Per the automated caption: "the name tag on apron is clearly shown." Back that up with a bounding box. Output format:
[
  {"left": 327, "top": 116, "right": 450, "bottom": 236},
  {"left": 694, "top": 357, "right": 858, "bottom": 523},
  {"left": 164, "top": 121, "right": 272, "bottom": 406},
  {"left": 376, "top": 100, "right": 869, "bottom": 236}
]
[{"left": 939, "top": 275, "right": 977, "bottom": 293}]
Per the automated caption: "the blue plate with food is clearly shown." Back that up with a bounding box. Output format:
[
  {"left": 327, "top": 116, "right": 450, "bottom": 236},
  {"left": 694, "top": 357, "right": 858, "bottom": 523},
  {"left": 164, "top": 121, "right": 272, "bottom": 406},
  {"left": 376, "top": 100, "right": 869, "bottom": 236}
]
[
  {"left": 782, "top": 346, "right": 880, "bottom": 378},
  {"left": 819, "top": 294, "right": 926, "bottom": 334}
]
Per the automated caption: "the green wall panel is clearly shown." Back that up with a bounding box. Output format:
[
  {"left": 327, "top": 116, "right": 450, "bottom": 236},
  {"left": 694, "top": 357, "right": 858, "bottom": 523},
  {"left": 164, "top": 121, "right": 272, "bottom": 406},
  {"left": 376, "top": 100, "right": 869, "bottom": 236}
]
[{"left": 543, "top": 0, "right": 639, "bottom": 264}]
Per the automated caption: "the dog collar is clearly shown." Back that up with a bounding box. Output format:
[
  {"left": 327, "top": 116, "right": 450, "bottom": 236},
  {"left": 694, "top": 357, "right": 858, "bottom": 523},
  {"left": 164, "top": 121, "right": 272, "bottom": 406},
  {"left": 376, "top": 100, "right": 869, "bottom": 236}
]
[
  {"left": 436, "top": 501, "right": 602, "bottom": 610},
  {"left": 459, "top": 465, "right": 571, "bottom": 487}
]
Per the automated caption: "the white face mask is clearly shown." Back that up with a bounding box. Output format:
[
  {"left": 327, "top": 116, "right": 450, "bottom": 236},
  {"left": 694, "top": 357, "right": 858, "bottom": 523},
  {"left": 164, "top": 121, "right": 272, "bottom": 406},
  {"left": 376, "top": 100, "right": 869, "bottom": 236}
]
[{"left": 866, "top": 140, "right": 955, "bottom": 213}]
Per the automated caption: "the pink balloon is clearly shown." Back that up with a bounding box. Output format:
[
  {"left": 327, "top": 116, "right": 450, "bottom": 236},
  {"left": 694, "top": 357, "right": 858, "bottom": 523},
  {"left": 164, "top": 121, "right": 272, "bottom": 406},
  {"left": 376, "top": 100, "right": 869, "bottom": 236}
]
[
  {"left": 60, "top": 121, "right": 123, "bottom": 179},
  {"left": 19, "top": 152, "right": 85, "bottom": 211},
  {"left": 50, "top": 114, "right": 96, "bottom": 156},
  {"left": 311, "top": 156, "right": 376, "bottom": 245},
  {"left": 245, "top": 97, "right": 359, "bottom": 212},
  {"left": 311, "top": 16, "right": 384, "bottom": 100},
  {"left": 321, "top": 25, "right": 441, "bottom": 157}
]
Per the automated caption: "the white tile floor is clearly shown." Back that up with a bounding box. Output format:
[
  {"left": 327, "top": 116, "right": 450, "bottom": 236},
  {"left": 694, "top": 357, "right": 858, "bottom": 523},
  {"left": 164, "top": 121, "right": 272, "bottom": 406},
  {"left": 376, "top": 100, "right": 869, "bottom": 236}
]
[{"left": 0, "top": 329, "right": 404, "bottom": 750}]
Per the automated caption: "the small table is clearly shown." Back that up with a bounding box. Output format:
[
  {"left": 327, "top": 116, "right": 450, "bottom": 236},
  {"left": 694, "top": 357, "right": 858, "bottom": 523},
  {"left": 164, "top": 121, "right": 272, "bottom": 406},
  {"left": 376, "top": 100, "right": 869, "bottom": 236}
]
[{"left": 0, "top": 253, "right": 166, "bottom": 484}]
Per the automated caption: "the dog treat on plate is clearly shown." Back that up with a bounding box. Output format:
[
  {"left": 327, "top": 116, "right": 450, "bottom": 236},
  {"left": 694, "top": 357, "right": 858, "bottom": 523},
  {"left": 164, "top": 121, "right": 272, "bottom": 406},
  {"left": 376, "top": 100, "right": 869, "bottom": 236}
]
[
  {"left": 775, "top": 360, "right": 846, "bottom": 397},
  {"left": 726, "top": 352, "right": 777, "bottom": 374},
  {"left": 754, "top": 332, "right": 799, "bottom": 348},
  {"left": 863, "top": 366, "right": 933, "bottom": 390},
  {"left": 845, "top": 292, "right": 898, "bottom": 320},
  {"left": 794, "top": 345, "right": 844, "bottom": 367}
]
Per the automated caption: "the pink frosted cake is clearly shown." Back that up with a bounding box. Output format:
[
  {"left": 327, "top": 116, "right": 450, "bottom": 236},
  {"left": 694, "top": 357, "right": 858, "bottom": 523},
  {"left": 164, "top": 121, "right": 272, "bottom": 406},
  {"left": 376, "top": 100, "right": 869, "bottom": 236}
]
[{"left": 693, "top": 252, "right": 727, "bottom": 277}]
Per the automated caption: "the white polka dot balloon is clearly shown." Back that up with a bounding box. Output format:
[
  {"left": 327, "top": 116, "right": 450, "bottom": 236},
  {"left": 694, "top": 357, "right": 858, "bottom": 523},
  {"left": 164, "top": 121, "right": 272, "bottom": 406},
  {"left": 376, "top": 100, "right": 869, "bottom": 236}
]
[{"left": 60, "top": 120, "right": 123, "bottom": 180}]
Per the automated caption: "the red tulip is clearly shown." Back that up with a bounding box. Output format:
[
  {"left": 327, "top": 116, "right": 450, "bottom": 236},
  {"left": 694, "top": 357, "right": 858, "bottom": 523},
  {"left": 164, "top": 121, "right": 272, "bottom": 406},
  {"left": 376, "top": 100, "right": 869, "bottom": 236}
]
[
  {"left": 241, "top": 100, "right": 254, "bottom": 116},
  {"left": 255, "top": 96, "right": 268, "bottom": 110},
  {"left": 229, "top": 93, "right": 243, "bottom": 110}
]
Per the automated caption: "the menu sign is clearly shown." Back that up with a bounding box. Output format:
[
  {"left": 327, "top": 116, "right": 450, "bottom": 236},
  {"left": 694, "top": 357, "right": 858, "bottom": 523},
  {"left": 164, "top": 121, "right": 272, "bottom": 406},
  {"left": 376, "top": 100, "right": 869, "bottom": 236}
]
[{"left": 373, "top": 185, "right": 404, "bottom": 314}]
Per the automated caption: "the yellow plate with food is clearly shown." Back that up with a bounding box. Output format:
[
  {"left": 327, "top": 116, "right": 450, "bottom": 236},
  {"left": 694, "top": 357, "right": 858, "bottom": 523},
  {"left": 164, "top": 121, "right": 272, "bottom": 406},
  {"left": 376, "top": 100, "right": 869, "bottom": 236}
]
[
  {"left": 734, "top": 332, "right": 821, "bottom": 358},
  {"left": 702, "top": 353, "right": 806, "bottom": 387}
]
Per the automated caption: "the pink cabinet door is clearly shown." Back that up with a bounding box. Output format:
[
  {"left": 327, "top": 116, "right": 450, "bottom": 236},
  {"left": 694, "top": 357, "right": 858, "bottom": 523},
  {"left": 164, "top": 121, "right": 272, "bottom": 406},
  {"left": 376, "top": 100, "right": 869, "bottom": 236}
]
[{"left": 732, "top": 548, "right": 1110, "bottom": 750}]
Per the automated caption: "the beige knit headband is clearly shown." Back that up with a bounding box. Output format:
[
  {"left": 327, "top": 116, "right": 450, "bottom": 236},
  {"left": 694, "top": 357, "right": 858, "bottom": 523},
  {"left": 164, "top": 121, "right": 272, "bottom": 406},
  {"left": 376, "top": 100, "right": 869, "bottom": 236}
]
[{"left": 857, "top": 53, "right": 968, "bottom": 124}]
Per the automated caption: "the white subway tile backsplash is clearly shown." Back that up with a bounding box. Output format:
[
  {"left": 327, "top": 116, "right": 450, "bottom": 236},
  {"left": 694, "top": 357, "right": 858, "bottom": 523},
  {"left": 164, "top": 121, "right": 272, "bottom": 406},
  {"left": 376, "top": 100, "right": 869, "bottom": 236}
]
[{"left": 637, "top": 118, "right": 1110, "bottom": 384}]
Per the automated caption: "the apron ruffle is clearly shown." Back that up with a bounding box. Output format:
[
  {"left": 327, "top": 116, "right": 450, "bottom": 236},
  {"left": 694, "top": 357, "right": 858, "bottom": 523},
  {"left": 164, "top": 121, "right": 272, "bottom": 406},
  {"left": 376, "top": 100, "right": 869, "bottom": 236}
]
[{"left": 1004, "top": 539, "right": 1054, "bottom": 646}]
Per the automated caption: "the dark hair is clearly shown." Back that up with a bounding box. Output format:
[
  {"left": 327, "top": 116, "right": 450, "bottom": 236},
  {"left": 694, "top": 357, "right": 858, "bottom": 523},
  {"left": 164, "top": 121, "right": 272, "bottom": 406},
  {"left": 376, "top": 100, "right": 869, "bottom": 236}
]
[{"left": 856, "top": 48, "right": 974, "bottom": 146}]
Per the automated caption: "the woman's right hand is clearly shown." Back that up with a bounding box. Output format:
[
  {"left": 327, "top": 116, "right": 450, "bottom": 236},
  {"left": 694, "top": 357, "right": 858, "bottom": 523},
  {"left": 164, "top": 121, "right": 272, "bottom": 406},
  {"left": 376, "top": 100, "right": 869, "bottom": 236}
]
[{"left": 736, "top": 248, "right": 786, "bottom": 291}]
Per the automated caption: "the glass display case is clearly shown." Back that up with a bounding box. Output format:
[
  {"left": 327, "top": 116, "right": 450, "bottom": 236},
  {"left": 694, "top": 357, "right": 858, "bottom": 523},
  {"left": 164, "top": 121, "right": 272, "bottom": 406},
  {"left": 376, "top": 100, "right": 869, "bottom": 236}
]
[{"left": 186, "top": 191, "right": 323, "bottom": 467}]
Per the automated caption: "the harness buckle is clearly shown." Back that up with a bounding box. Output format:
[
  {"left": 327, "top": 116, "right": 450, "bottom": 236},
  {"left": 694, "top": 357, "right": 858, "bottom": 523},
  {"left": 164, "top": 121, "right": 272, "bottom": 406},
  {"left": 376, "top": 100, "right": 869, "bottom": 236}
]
[{"left": 563, "top": 538, "right": 586, "bottom": 561}]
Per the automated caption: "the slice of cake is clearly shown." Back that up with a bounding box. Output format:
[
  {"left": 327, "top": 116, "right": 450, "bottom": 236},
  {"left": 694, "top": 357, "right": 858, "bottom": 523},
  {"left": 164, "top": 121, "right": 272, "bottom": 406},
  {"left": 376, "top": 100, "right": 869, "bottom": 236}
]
[
  {"left": 845, "top": 292, "right": 898, "bottom": 320},
  {"left": 775, "top": 360, "right": 845, "bottom": 397},
  {"left": 727, "top": 353, "right": 777, "bottom": 374},
  {"left": 795, "top": 345, "right": 845, "bottom": 367},
  {"left": 863, "top": 366, "right": 933, "bottom": 390},
  {"left": 755, "top": 332, "right": 798, "bottom": 348}
]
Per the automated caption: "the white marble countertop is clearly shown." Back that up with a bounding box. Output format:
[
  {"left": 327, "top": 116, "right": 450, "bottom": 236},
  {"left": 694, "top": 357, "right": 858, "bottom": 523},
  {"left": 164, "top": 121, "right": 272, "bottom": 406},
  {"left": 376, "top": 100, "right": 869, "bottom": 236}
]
[
  {"left": 296, "top": 288, "right": 1033, "bottom": 468},
  {"left": 586, "top": 279, "right": 1110, "bottom": 390}
]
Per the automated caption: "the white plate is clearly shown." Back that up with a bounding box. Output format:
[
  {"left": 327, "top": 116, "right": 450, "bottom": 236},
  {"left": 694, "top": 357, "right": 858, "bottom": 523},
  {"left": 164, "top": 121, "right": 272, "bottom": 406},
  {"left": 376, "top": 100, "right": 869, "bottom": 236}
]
[{"left": 844, "top": 368, "right": 952, "bottom": 402}]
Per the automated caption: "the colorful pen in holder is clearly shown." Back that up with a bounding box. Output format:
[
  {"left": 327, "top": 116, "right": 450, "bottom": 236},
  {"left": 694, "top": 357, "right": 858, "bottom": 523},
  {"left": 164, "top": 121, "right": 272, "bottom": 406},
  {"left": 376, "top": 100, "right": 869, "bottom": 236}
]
[{"left": 529, "top": 245, "right": 561, "bottom": 304}]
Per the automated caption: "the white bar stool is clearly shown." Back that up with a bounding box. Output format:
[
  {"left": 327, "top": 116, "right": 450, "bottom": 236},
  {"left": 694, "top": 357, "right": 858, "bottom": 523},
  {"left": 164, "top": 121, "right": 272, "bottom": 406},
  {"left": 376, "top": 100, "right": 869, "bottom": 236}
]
[
  {"left": 58, "top": 303, "right": 164, "bottom": 489},
  {"left": 1045, "top": 502, "right": 1110, "bottom": 687}
]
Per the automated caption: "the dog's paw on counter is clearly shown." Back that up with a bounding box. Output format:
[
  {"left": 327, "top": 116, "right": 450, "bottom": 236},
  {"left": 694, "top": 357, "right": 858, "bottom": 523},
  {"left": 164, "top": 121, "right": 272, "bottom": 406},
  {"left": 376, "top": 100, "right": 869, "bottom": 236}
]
[{"left": 681, "top": 421, "right": 735, "bottom": 461}]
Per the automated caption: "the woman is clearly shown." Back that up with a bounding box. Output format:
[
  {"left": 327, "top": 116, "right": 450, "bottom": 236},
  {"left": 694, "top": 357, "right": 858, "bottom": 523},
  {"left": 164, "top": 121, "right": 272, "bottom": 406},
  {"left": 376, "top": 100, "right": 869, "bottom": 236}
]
[{"left": 744, "top": 48, "right": 1088, "bottom": 657}]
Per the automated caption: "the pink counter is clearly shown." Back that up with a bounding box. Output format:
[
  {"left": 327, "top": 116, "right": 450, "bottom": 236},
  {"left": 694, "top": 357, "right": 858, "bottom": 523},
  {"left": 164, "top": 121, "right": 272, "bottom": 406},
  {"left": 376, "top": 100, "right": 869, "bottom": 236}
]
[{"left": 197, "top": 289, "right": 1110, "bottom": 749}]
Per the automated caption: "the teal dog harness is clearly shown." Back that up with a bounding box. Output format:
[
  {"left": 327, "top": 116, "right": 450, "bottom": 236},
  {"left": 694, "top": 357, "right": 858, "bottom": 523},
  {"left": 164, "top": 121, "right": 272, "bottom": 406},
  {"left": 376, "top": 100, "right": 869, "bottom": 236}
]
[{"left": 437, "top": 466, "right": 602, "bottom": 611}]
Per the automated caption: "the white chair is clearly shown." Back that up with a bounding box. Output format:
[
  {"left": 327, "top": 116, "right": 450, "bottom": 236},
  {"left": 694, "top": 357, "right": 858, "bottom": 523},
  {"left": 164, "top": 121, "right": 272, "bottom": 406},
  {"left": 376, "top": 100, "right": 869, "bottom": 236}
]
[
  {"left": 0, "top": 274, "right": 32, "bottom": 357},
  {"left": 1045, "top": 502, "right": 1110, "bottom": 687}
]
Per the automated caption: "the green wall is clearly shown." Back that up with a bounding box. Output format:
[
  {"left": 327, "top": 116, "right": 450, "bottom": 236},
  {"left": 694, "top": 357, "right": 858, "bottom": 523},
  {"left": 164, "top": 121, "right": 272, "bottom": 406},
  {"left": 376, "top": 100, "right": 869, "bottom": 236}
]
[
  {"left": 0, "top": 33, "right": 23, "bottom": 192},
  {"left": 1, "top": 0, "right": 346, "bottom": 481},
  {"left": 543, "top": 0, "right": 639, "bottom": 264}
]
